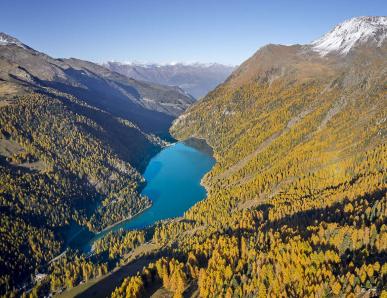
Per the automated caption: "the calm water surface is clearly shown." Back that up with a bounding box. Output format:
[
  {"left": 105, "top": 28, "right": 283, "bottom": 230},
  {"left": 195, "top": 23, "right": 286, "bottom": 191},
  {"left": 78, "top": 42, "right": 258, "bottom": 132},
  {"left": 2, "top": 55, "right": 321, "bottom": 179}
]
[{"left": 84, "top": 141, "right": 214, "bottom": 251}]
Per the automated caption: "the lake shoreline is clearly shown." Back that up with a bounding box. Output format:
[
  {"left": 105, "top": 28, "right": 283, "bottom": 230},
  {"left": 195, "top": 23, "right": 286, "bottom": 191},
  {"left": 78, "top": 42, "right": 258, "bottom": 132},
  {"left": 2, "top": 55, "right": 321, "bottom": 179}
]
[
  {"left": 69, "top": 139, "right": 215, "bottom": 253},
  {"left": 97, "top": 203, "right": 152, "bottom": 234}
]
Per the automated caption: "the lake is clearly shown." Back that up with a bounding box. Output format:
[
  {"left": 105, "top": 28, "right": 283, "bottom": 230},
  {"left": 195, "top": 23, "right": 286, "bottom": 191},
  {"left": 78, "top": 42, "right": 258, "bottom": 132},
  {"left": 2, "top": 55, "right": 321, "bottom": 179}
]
[{"left": 83, "top": 140, "right": 215, "bottom": 251}]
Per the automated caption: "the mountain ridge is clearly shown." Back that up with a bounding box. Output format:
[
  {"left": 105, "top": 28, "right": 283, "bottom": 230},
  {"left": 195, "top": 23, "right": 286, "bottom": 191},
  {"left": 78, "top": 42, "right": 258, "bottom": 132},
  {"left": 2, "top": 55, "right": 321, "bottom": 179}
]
[
  {"left": 0, "top": 32, "right": 30, "bottom": 49},
  {"left": 0, "top": 33, "right": 196, "bottom": 136}
]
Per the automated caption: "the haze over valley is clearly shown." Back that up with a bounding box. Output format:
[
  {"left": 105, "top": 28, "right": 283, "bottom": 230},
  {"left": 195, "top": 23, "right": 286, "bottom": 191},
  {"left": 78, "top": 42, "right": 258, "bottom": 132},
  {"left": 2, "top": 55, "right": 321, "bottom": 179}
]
[{"left": 104, "top": 62, "right": 236, "bottom": 99}]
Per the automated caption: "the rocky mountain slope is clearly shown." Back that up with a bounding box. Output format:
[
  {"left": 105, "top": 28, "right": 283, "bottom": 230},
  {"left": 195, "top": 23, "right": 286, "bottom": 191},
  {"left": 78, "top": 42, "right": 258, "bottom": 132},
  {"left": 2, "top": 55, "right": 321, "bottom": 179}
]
[
  {"left": 0, "top": 33, "right": 194, "bottom": 134},
  {"left": 104, "top": 62, "right": 235, "bottom": 99},
  {"left": 109, "top": 16, "right": 386, "bottom": 297}
]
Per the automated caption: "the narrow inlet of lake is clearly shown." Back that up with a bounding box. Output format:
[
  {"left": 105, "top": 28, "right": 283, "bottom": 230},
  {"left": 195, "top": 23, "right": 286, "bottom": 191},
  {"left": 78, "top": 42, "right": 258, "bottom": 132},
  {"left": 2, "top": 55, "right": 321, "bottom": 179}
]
[{"left": 83, "top": 140, "right": 215, "bottom": 251}]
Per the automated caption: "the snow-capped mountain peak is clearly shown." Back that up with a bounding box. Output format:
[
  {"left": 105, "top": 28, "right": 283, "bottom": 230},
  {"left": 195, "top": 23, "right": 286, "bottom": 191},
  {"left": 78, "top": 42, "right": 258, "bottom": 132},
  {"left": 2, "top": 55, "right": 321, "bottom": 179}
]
[
  {"left": 311, "top": 16, "right": 387, "bottom": 56},
  {"left": 0, "top": 32, "right": 28, "bottom": 49}
]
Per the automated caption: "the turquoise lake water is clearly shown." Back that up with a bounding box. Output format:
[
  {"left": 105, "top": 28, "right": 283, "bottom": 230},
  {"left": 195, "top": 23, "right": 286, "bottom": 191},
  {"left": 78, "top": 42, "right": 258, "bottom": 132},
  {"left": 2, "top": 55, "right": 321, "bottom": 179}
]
[{"left": 84, "top": 141, "right": 215, "bottom": 250}]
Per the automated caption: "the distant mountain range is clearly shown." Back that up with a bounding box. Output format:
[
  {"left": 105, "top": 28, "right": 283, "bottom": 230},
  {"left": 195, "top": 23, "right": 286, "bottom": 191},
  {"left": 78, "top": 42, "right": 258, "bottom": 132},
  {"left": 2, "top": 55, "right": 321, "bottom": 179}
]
[{"left": 103, "top": 62, "right": 236, "bottom": 99}]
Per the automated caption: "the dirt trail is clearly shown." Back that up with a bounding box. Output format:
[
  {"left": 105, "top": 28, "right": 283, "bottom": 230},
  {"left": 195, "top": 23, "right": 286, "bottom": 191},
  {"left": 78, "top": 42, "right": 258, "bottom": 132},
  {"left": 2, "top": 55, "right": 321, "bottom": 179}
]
[
  {"left": 237, "top": 176, "right": 296, "bottom": 210},
  {"left": 317, "top": 97, "right": 347, "bottom": 131},
  {"left": 56, "top": 242, "right": 160, "bottom": 298},
  {"left": 216, "top": 108, "right": 314, "bottom": 181},
  {"left": 221, "top": 98, "right": 347, "bottom": 189}
]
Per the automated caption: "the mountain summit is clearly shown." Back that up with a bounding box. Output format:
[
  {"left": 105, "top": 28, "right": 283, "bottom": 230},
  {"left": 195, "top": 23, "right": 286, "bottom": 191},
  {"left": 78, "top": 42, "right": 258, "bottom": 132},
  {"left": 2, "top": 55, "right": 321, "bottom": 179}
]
[
  {"left": 311, "top": 16, "right": 387, "bottom": 56},
  {"left": 0, "top": 32, "right": 29, "bottom": 49}
]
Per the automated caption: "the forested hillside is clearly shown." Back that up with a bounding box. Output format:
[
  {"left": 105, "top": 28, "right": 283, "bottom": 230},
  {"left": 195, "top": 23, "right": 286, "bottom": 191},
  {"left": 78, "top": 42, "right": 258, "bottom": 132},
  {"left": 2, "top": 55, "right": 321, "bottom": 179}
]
[
  {"left": 109, "top": 17, "right": 387, "bottom": 297},
  {"left": 0, "top": 33, "right": 193, "bottom": 295}
]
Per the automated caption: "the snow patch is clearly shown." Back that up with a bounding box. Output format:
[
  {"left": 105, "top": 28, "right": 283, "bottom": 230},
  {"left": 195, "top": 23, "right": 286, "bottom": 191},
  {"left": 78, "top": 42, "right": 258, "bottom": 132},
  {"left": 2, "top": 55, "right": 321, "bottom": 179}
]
[
  {"left": 311, "top": 16, "right": 387, "bottom": 56},
  {"left": 0, "top": 32, "right": 27, "bottom": 49}
]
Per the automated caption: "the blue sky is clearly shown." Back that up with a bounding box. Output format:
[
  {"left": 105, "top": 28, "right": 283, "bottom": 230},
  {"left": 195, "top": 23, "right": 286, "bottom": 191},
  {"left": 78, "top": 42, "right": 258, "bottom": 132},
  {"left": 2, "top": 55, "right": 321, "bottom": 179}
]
[{"left": 1, "top": 0, "right": 386, "bottom": 65}]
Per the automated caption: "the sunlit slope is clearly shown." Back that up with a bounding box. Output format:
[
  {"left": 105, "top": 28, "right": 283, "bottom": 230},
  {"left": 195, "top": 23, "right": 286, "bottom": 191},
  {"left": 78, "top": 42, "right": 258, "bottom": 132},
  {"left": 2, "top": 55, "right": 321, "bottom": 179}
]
[
  {"left": 172, "top": 43, "right": 386, "bottom": 196},
  {"left": 135, "top": 43, "right": 387, "bottom": 296},
  {"left": 46, "top": 16, "right": 387, "bottom": 298}
]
